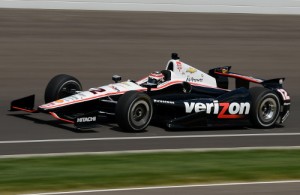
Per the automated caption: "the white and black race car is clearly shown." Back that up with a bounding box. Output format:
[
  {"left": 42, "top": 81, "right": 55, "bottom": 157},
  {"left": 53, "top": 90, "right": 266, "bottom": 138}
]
[{"left": 10, "top": 53, "right": 291, "bottom": 132}]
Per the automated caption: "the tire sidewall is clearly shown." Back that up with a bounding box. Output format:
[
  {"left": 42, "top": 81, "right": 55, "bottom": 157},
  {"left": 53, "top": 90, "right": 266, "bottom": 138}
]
[
  {"left": 116, "top": 91, "right": 153, "bottom": 132},
  {"left": 253, "top": 92, "right": 280, "bottom": 127},
  {"left": 44, "top": 74, "right": 82, "bottom": 103},
  {"left": 127, "top": 96, "right": 153, "bottom": 131}
]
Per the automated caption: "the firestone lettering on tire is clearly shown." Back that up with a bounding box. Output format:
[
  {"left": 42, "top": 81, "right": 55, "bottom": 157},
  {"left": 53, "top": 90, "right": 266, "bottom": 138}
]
[{"left": 184, "top": 101, "right": 250, "bottom": 119}]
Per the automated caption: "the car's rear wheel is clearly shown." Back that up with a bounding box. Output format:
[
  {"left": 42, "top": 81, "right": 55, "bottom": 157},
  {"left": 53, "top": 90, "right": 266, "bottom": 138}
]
[
  {"left": 44, "top": 74, "right": 82, "bottom": 103},
  {"left": 116, "top": 91, "right": 153, "bottom": 132},
  {"left": 250, "top": 87, "right": 280, "bottom": 128}
]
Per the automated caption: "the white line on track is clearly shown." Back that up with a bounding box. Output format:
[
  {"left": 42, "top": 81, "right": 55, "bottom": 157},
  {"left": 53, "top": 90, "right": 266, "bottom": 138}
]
[
  {"left": 21, "top": 180, "right": 300, "bottom": 195},
  {"left": 1, "top": 146, "right": 300, "bottom": 159},
  {"left": 1, "top": 132, "right": 300, "bottom": 144}
]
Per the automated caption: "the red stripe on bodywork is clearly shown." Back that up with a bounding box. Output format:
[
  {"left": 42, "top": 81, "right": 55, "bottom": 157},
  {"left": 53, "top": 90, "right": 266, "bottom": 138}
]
[
  {"left": 12, "top": 106, "right": 38, "bottom": 113},
  {"left": 215, "top": 72, "right": 263, "bottom": 84},
  {"left": 49, "top": 112, "right": 74, "bottom": 124}
]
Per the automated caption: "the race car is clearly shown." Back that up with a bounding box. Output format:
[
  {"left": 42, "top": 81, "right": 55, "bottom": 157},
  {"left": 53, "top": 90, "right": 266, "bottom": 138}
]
[{"left": 10, "top": 53, "right": 291, "bottom": 132}]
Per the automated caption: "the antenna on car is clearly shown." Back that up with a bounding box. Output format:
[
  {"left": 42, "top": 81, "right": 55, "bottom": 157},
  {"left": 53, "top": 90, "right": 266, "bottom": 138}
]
[{"left": 171, "top": 53, "right": 180, "bottom": 60}]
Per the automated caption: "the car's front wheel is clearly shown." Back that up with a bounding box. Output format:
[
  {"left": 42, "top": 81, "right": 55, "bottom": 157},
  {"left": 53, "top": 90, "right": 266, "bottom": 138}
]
[
  {"left": 250, "top": 87, "right": 280, "bottom": 128},
  {"left": 44, "top": 74, "right": 82, "bottom": 103},
  {"left": 116, "top": 91, "right": 153, "bottom": 132}
]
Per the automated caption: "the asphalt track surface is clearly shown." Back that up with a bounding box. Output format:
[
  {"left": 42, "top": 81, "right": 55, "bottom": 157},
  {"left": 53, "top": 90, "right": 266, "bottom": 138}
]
[{"left": 1, "top": 9, "right": 300, "bottom": 156}]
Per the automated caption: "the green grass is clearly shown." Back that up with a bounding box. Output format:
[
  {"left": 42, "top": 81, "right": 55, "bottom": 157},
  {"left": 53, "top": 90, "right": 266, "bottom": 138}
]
[{"left": 1, "top": 150, "right": 300, "bottom": 194}]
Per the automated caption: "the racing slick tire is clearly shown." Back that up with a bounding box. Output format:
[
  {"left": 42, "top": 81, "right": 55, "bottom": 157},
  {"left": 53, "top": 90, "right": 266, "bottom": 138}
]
[
  {"left": 116, "top": 91, "right": 153, "bottom": 132},
  {"left": 44, "top": 74, "right": 82, "bottom": 103},
  {"left": 249, "top": 87, "right": 280, "bottom": 128}
]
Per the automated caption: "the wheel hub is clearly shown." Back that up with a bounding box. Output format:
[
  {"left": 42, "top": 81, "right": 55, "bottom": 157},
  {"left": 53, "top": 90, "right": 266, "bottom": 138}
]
[
  {"left": 130, "top": 100, "right": 151, "bottom": 128},
  {"left": 134, "top": 107, "right": 145, "bottom": 121},
  {"left": 259, "top": 98, "right": 277, "bottom": 123}
]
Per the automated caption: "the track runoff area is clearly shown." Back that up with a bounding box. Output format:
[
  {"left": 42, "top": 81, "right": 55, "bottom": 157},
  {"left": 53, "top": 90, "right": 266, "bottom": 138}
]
[{"left": 0, "top": 7, "right": 300, "bottom": 195}]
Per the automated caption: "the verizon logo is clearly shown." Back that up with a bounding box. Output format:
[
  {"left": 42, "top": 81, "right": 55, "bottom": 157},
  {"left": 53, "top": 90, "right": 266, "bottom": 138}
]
[{"left": 184, "top": 101, "right": 250, "bottom": 119}]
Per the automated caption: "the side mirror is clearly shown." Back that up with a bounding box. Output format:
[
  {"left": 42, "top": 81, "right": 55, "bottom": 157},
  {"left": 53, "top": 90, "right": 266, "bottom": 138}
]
[
  {"left": 182, "top": 82, "right": 192, "bottom": 93},
  {"left": 112, "top": 75, "right": 122, "bottom": 83}
]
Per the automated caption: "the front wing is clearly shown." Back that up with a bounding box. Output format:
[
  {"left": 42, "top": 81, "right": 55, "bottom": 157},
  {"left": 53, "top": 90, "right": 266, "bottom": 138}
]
[{"left": 10, "top": 95, "right": 100, "bottom": 129}]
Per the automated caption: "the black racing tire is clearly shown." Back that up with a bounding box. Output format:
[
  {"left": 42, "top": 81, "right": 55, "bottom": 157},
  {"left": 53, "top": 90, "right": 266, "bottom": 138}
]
[
  {"left": 249, "top": 87, "right": 281, "bottom": 128},
  {"left": 44, "top": 74, "right": 82, "bottom": 103},
  {"left": 116, "top": 91, "right": 153, "bottom": 132}
]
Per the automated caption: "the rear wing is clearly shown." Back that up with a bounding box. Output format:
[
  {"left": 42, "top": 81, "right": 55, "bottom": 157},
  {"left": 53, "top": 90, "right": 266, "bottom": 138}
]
[{"left": 209, "top": 66, "right": 285, "bottom": 89}]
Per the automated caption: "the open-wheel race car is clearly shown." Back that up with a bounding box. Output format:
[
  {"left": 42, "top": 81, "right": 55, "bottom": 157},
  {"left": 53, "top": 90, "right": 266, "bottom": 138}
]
[{"left": 10, "top": 53, "right": 291, "bottom": 132}]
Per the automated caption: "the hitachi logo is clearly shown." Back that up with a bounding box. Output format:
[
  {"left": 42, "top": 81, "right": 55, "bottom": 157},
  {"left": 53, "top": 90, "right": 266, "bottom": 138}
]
[
  {"left": 184, "top": 101, "right": 250, "bottom": 119},
  {"left": 77, "top": 116, "right": 97, "bottom": 123}
]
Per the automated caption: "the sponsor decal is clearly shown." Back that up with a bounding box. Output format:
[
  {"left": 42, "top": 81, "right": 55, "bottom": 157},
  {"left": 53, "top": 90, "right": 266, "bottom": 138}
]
[
  {"left": 64, "top": 95, "right": 80, "bottom": 101},
  {"left": 55, "top": 99, "right": 64, "bottom": 103},
  {"left": 90, "top": 88, "right": 105, "bottom": 94},
  {"left": 186, "top": 76, "right": 203, "bottom": 83},
  {"left": 78, "top": 93, "right": 87, "bottom": 98},
  {"left": 277, "top": 89, "right": 290, "bottom": 101},
  {"left": 77, "top": 116, "right": 97, "bottom": 123},
  {"left": 281, "top": 110, "right": 290, "bottom": 123},
  {"left": 121, "top": 82, "right": 131, "bottom": 87},
  {"left": 176, "top": 61, "right": 182, "bottom": 72},
  {"left": 109, "top": 85, "right": 120, "bottom": 92},
  {"left": 186, "top": 67, "right": 197, "bottom": 74},
  {"left": 184, "top": 100, "right": 250, "bottom": 119},
  {"left": 154, "top": 99, "right": 175, "bottom": 104}
]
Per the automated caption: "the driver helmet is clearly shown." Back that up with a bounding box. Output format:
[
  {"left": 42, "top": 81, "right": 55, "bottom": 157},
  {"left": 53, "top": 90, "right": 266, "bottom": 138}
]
[{"left": 147, "top": 71, "right": 164, "bottom": 85}]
